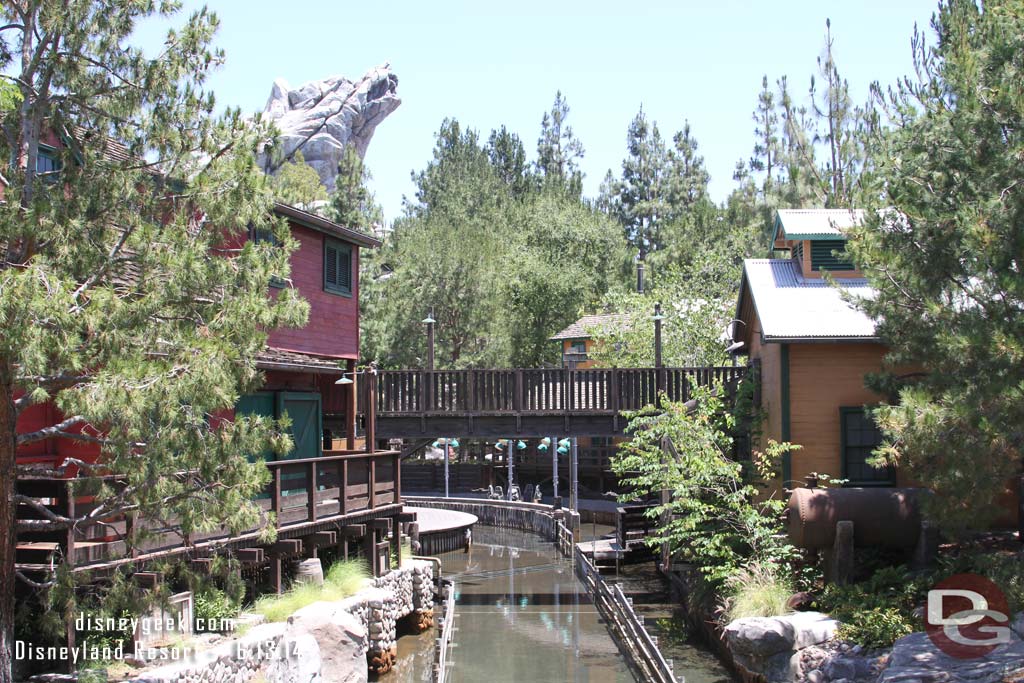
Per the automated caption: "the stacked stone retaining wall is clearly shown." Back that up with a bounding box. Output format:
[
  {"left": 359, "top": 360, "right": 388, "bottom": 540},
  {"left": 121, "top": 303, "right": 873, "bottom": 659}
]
[{"left": 131, "top": 560, "right": 435, "bottom": 682}]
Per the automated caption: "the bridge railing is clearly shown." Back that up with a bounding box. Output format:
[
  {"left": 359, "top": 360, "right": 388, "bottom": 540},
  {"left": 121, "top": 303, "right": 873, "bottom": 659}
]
[{"left": 377, "top": 366, "right": 745, "bottom": 416}]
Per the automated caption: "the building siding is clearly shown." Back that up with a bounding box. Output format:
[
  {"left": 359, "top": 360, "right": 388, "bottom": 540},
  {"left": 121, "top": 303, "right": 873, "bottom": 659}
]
[
  {"left": 786, "top": 343, "right": 889, "bottom": 484},
  {"left": 267, "top": 223, "right": 360, "bottom": 359}
]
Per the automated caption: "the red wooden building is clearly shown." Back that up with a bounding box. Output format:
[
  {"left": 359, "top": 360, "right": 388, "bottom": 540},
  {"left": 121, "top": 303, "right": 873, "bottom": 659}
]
[{"left": 15, "top": 196, "right": 408, "bottom": 588}]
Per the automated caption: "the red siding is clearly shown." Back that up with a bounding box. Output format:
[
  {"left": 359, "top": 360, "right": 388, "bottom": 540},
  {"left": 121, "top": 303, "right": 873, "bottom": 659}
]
[{"left": 267, "top": 223, "right": 360, "bottom": 359}]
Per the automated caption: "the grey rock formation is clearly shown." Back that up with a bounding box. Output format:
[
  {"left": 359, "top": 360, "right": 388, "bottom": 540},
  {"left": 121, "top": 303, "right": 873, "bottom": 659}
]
[
  {"left": 283, "top": 602, "right": 367, "bottom": 683},
  {"left": 879, "top": 630, "right": 1024, "bottom": 683},
  {"left": 259, "top": 63, "right": 400, "bottom": 191}
]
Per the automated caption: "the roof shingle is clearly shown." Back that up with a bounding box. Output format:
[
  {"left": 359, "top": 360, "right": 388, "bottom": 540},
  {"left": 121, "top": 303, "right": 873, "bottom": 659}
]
[{"left": 549, "top": 313, "right": 631, "bottom": 341}]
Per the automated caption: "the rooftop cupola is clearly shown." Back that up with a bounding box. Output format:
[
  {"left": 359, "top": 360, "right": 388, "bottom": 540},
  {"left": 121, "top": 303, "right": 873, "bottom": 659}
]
[{"left": 771, "top": 209, "right": 864, "bottom": 279}]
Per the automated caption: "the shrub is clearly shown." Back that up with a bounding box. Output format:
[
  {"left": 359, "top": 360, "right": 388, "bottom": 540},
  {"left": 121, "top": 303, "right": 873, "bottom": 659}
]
[
  {"left": 194, "top": 586, "right": 240, "bottom": 631},
  {"left": 721, "top": 563, "right": 793, "bottom": 623},
  {"left": 835, "top": 607, "right": 914, "bottom": 650}
]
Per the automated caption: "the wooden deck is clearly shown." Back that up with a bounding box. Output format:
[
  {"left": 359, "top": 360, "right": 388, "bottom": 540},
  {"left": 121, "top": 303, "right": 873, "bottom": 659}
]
[
  {"left": 15, "top": 449, "right": 402, "bottom": 574},
  {"left": 375, "top": 366, "right": 745, "bottom": 438}
]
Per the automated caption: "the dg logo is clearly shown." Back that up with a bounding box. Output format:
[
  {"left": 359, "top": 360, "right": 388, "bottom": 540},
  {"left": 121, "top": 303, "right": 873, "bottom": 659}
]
[{"left": 926, "top": 573, "right": 1012, "bottom": 659}]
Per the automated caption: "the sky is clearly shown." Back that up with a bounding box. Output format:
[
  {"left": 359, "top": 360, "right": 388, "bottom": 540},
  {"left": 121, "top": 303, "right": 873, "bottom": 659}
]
[{"left": 135, "top": 1, "right": 940, "bottom": 222}]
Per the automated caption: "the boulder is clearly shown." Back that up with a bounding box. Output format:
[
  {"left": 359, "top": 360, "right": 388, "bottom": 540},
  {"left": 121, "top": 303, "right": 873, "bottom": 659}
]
[
  {"left": 725, "top": 611, "right": 839, "bottom": 658},
  {"left": 879, "top": 631, "right": 1024, "bottom": 683},
  {"left": 266, "top": 633, "right": 322, "bottom": 683},
  {"left": 287, "top": 601, "right": 368, "bottom": 683},
  {"left": 258, "top": 64, "right": 400, "bottom": 193}
]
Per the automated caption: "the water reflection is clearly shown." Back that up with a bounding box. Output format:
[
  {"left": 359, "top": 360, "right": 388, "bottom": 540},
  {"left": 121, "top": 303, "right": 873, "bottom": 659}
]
[{"left": 383, "top": 525, "right": 731, "bottom": 683}]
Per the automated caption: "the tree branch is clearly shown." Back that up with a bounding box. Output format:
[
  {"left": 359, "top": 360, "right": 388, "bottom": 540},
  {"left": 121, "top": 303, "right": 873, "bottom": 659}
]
[{"left": 16, "top": 415, "right": 89, "bottom": 445}]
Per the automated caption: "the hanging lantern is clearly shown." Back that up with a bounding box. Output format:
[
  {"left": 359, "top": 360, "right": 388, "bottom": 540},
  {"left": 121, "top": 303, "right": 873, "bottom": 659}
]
[
  {"left": 538, "top": 437, "right": 551, "bottom": 453},
  {"left": 516, "top": 440, "right": 527, "bottom": 451},
  {"left": 494, "top": 439, "right": 508, "bottom": 451}
]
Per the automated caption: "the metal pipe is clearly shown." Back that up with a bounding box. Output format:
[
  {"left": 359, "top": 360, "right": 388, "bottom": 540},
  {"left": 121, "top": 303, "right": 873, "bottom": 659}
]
[
  {"left": 444, "top": 441, "right": 450, "bottom": 499},
  {"left": 507, "top": 439, "right": 515, "bottom": 500},
  {"left": 570, "top": 437, "right": 578, "bottom": 512},
  {"left": 552, "top": 434, "right": 559, "bottom": 500}
]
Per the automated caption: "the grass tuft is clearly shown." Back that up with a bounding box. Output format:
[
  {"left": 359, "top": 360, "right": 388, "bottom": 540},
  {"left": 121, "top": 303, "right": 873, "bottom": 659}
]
[
  {"left": 252, "top": 558, "right": 371, "bottom": 622},
  {"left": 720, "top": 562, "right": 793, "bottom": 623}
]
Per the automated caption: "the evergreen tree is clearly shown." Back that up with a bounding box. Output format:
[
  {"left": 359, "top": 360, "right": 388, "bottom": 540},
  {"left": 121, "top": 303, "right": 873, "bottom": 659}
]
[
  {"left": 810, "top": 19, "right": 863, "bottom": 207},
  {"left": 750, "top": 75, "right": 780, "bottom": 195},
  {"left": 536, "top": 91, "right": 585, "bottom": 196},
  {"left": 331, "top": 144, "right": 381, "bottom": 234},
  {"left": 487, "top": 125, "right": 533, "bottom": 199},
  {"left": 847, "top": 0, "right": 1024, "bottom": 532},
  {"left": 270, "top": 150, "right": 328, "bottom": 208},
  {"left": 665, "top": 121, "right": 710, "bottom": 219},
  {"left": 0, "top": 3, "right": 307, "bottom": 679},
  {"left": 776, "top": 75, "right": 825, "bottom": 207},
  {"left": 606, "top": 107, "right": 669, "bottom": 261}
]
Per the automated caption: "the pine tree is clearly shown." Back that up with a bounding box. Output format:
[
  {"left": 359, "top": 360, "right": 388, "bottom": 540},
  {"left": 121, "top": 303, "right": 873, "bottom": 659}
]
[
  {"left": 331, "top": 144, "right": 381, "bottom": 234},
  {"left": 848, "top": 0, "right": 1024, "bottom": 532},
  {"left": 0, "top": 4, "right": 307, "bottom": 678},
  {"left": 607, "top": 107, "right": 669, "bottom": 261},
  {"left": 536, "top": 91, "right": 585, "bottom": 196},
  {"left": 750, "top": 75, "right": 780, "bottom": 195},
  {"left": 810, "top": 19, "right": 863, "bottom": 207},
  {"left": 487, "top": 126, "right": 532, "bottom": 199},
  {"left": 664, "top": 121, "right": 710, "bottom": 220},
  {"left": 270, "top": 150, "right": 328, "bottom": 208}
]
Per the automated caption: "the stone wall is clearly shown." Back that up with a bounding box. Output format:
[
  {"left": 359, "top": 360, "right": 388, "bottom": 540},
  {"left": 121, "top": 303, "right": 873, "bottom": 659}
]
[{"left": 132, "top": 560, "right": 434, "bottom": 683}]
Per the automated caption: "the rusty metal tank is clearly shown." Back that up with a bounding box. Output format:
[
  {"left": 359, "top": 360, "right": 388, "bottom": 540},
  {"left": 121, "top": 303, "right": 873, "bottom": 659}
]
[{"left": 787, "top": 487, "right": 927, "bottom": 549}]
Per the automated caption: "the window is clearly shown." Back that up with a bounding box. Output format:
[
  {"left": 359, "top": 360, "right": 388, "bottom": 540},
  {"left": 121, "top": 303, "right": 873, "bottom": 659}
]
[
  {"left": 247, "top": 222, "right": 286, "bottom": 288},
  {"left": 568, "top": 341, "right": 586, "bottom": 354},
  {"left": 840, "top": 407, "right": 894, "bottom": 485},
  {"left": 811, "top": 239, "right": 856, "bottom": 271},
  {"left": 324, "top": 238, "right": 353, "bottom": 296},
  {"left": 36, "top": 145, "right": 62, "bottom": 181}
]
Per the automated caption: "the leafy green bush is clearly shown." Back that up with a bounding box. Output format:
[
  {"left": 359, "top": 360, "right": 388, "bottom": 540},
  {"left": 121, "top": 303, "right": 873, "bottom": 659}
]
[
  {"left": 970, "top": 553, "right": 1024, "bottom": 614},
  {"left": 836, "top": 607, "right": 915, "bottom": 650},
  {"left": 612, "top": 384, "right": 801, "bottom": 587},
  {"left": 721, "top": 563, "right": 793, "bottom": 623},
  {"left": 194, "top": 586, "right": 240, "bottom": 631}
]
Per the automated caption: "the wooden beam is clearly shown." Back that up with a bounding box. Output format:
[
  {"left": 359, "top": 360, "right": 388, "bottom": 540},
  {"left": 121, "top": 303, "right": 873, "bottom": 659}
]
[
  {"left": 237, "top": 548, "right": 265, "bottom": 564},
  {"left": 367, "top": 518, "right": 391, "bottom": 531},
  {"left": 133, "top": 572, "right": 161, "bottom": 590},
  {"left": 272, "top": 539, "right": 303, "bottom": 556},
  {"left": 339, "top": 524, "right": 366, "bottom": 537},
  {"left": 396, "top": 512, "right": 417, "bottom": 523}
]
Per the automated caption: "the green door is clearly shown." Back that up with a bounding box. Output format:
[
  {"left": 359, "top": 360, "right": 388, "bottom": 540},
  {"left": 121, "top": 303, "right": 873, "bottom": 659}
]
[
  {"left": 276, "top": 392, "right": 323, "bottom": 460},
  {"left": 236, "top": 392, "right": 276, "bottom": 462}
]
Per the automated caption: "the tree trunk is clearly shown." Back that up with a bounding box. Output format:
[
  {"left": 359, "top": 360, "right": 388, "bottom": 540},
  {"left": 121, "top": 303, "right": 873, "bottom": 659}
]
[{"left": 0, "top": 363, "right": 17, "bottom": 683}]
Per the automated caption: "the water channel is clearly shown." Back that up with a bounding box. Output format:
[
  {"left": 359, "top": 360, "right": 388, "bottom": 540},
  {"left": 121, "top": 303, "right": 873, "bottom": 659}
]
[{"left": 383, "top": 525, "right": 732, "bottom": 683}]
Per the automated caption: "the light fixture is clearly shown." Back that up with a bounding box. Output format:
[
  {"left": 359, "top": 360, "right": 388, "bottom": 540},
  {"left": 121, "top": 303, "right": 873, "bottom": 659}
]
[
  {"left": 652, "top": 302, "right": 666, "bottom": 321},
  {"left": 334, "top": 375, "right": 354, "bottom": 385},
  {"left": 422, "top": 306, "right": 436, "bottom": 325},
  {"left": 516, "top": 440, "right": 527, "bottom": 451}
]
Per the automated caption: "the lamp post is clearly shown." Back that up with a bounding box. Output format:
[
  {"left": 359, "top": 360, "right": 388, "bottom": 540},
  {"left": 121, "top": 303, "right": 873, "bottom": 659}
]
[
  {"left": 653, "top": 302, "right": 665, "bottom": 395},
  {"left": 422, "top": 308, "right": 436, "bottom": 370}
]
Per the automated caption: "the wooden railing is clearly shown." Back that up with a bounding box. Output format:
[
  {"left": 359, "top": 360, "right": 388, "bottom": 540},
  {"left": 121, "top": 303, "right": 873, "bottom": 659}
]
[
  {"left": 377, "top": 366, "right": 746, "bottom": 416},
  {"left": 15, "top": 450, "right": 400, "bottom": 572},
  {"left": 569, "top": 522, "right": 678, "bottom": 683}
]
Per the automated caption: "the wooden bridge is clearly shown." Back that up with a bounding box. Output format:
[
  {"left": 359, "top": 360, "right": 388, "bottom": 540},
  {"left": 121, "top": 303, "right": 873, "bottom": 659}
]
[{"left": 374, "top": 366, "right": 746, "bottom": 438}]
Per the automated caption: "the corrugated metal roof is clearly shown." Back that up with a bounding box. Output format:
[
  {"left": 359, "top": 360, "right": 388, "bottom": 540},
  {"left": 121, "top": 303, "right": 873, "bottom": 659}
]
[
  {"left": 775, "top": 209, "right": 865, "bottom": 240},
  {"left": 549, "top": 313, "right": 631, "bottom": 341},
  {"left": 741, "top": 259, "right": 878, "bottom": 341}
]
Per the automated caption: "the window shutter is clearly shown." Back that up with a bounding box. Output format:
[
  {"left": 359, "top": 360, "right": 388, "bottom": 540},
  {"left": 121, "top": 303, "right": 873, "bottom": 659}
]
[
  {"left": 338, "top": 246, "right": 352, "bottom": 291},
  {"left": 325, "top": 243, "right": 339, "bottom": 288},
  {"left": 324, "top": 238, "right": 352, "bottom": 295}
]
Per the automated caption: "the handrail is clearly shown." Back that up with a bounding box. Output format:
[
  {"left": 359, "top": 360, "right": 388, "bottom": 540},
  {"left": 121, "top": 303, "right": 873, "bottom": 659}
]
[{"left": 571, "top": 536, "right": 678, "bottom": 683}]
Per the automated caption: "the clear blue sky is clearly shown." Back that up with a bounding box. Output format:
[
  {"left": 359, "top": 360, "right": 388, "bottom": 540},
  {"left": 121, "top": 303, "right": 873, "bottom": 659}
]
[{"left": 137, "top": 1, "right": 939, "bottom": 222}]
